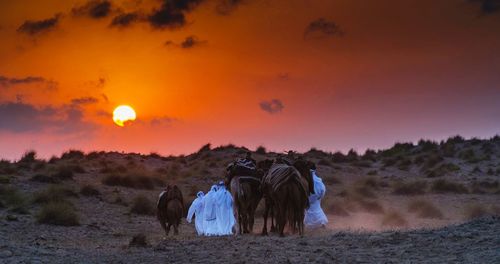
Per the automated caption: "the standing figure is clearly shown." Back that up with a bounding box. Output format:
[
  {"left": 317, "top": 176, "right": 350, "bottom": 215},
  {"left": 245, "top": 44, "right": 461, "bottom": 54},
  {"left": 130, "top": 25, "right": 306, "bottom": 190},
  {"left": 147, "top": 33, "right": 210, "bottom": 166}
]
[
  {"left": 187, "top": 191, "right": 205, "bottom": 235},
  {"left": 304, "top": 167, "right": 328, "bottom": 228},
  {"left": 215, "top": 182, "right": 236, "bottom": 235},
  {"left": 203, "top": 185, "right": 220, "bottom": 236}
]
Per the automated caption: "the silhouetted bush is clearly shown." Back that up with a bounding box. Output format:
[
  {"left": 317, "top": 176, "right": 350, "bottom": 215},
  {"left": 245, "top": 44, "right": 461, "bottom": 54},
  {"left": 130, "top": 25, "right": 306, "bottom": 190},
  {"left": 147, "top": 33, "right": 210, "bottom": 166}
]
[
  {"left": 130, "top": 195, "right": 155, "bottom": 215},
  {"left": 392, "top": 180, "right": 427, "bottom": 195},
  {"left": 362, "top": 149, "right": 377, "bottom": 161},
  {"left": 318, "top": 159, "right": 332, "bottom": 167},
  {"left": 418, "top": 140, "right": 438, "bottom": 152},
  {"left": 31, "top": 173, "right": 59, "bottom": 183},
  {"left": 346, "top": 149, "right": 358, "bottom": 162},
  {"left": 255, "top": 146, "right": 267, "bottom": 155},
  {"left": 19, "top": 150, "right": 37, "bottom": 163},
  {"left": 0, "top": 186, "right": 29, "bottom": 214},
  {"left": 381, "top": 142, "right": 414, "bottom": 157},
  {"left": 36, "top": 202, "right": 79, "bottom": 226},
  {"left": 61, "top": 150, "right": 85, "bottom": 160},
  {"left": 431, "top": 179, "right": 468, "bottom": 194},
  {"left": 331, "top": 152, "right": 348, "bottom": 163}
]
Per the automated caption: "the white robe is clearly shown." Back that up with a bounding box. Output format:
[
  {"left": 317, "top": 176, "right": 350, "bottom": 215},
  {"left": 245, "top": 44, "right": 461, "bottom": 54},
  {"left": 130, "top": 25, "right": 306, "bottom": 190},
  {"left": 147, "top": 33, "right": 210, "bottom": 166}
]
[
  {"left": 187, "top": 192, "right": 205, "bottom": 235},
  {"left": 203, "top": 186, "right": 220, "bottom": 236},
  {"left": 304, "top": 171, "right": 328, "bottom": 228},
  {"left": 215, "top": 185, "right": 235, "bottom": 235}
]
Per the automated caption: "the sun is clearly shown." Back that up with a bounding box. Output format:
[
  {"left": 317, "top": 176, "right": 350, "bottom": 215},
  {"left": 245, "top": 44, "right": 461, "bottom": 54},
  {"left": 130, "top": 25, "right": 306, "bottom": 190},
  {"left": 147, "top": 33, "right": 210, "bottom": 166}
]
[{"left": 113, "top": 105, "right": 136, "bottom": 127}]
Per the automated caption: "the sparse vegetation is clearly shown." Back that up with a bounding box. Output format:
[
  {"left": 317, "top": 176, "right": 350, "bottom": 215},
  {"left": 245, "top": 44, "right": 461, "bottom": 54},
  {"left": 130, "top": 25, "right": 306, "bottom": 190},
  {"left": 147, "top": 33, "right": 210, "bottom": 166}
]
[
  {"left": 407, "top": 200, "right": 443, "bottom": 219},
  {"left": 80, "top": 184, "right": 100, "bottom": 197},
  {"left": 19, "top": 150, "right": 37, "bottom": 163},
  {"left": 33, "top": 185, "right": 78, "bottom": 204},
  {"left": 61, "top": 150, "right": 85, "bottom": 160},
  {"left": 381, "top": 211, "right": 407, "bottom": 227},
  {"left": 102, "top": 171, "right": 164, "bottom": 189},
  {"left": 431, "top": 179, "right": 468, "bottom": 194},
  {"left": 392, "top": 180, "right": 427, "bottom": 195},
  {"left": 0, "top": 186, "right": 29, "bottom": 214},
  {"left": 36, "top": 202, "right": 79, "bottom": 226},
  {"left": 129, "top": 234, "right": 148, "bottom": 247},
  {"left": 130, "top": 195, "right": 155, "bottom": 215}
]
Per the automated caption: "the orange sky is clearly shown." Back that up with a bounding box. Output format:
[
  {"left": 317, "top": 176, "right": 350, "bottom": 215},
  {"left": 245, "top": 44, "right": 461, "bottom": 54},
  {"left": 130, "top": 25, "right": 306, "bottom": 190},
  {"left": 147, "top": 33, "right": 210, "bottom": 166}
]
[{"left": 1, "top": 0, "right": 499, "bottom": 160}]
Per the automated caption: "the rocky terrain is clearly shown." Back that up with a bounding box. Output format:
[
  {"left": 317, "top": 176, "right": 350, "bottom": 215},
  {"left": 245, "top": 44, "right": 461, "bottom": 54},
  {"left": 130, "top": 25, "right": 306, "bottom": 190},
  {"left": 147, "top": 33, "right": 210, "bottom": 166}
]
[{"left": 1, "top": 135, "right": 499, "bottom": 263}]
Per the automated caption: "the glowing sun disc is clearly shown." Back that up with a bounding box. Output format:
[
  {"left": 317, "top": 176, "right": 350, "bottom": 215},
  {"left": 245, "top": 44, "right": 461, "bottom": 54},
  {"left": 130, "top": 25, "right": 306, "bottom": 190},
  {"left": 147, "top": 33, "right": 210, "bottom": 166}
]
[{"left": 113, "top": 105, "right": 136, "bottom": 127}]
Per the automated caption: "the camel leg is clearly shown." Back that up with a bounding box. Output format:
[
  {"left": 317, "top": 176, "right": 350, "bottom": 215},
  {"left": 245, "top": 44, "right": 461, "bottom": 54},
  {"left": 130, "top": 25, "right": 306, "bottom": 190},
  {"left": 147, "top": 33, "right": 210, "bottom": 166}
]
[
  {"left": 174, "top": 222, "right": 179, "bottom": 235},
  {"left": 249, "top": 210, "right": 255, "bottom": 233},
  {"left": 277, "top": 204, "right": 286, "bottom": 237},
  {"left": 166, "top": 223, "right": 171, "bottom": 236},
  {"left": 238, "top": 210, "right": 243, "bottom": 235},
  {"left": 270, "top": 205, "right": 277, "bottom": 233},
  {"left": 261, "top": 199, "right": 269, "bottom": 236},
  {"left": 160, "top": 219, "right": 168, "bottom": 236}
]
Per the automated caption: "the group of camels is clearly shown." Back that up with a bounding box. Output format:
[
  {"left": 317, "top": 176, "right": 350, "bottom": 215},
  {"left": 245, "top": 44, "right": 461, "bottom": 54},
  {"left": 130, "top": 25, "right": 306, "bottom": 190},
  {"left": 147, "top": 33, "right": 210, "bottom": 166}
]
[{"left": 157, "top": 155, "right": 315, "bottom": 237}]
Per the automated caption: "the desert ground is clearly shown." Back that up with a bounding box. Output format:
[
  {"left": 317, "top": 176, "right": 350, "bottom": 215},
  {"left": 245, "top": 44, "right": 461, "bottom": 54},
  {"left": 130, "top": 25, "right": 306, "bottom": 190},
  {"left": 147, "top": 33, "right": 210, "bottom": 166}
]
[{"left": 1, "top": 136, "right": 499, "bottom": 263}]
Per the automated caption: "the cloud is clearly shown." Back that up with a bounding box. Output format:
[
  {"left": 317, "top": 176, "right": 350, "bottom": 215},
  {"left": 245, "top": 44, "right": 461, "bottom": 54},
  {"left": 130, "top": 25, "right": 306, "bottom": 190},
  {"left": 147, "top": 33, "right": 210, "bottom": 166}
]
[
  {"left": 304, "top": 18, "right": 344, "bottom": 39},
  {"left": 259, "top": 99, "right": 284, "bottom": 114},
  {"left": 165, "top": 35, "right": 207, "bottom": 48},
  {"left": 17, "top": 14, "right": 61, "bottom": 36},
  {"left": 216, "top": 0, "right": 245, "bottom": 15},
  {"left": 0, "top": 76, "right": 46, "bottom": 87},
  {"left": 72, "top": 0, "right": 113, "bottom": 19},
  {"left": 0, "top": 101, "right": 96, "bottom": 134},
  {"left": 110, "top": 12, "right": 139, "bottom": 27},
  {"left": 147, "top": 0, "right": 205, "bottom": 29},
  {"left": 71, "top": 96, "right": 99, "bottom": 105}
]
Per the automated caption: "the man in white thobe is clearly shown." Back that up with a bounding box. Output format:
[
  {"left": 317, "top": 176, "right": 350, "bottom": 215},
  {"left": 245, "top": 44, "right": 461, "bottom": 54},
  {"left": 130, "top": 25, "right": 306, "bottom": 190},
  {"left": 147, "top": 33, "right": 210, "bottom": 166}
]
[
  {"left": 187, "top": 191, "right": 205, "bottom": 235},
  {"left": 304, "top": 168, "right": 328, "bottom": 228},
  {"left": 203, "top": 185, "right": 220, "bottom": 236},
  {"left": 215, "top": 182, "right": 235, "bottom": 235}
]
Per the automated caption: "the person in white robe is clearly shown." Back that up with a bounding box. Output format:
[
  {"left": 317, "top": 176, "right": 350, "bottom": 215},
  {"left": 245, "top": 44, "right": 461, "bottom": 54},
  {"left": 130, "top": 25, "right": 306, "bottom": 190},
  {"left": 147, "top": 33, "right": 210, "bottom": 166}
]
[
  {"left": 203, "top": 185, "right": 220, "bottom": 236},
  {"left": 304, "top": 168, "right": 328, "bottom": 228},
  {"left": 187, "top": 191, "right": 205, "bottom": 235},
  {"left": 215, "top": 182, "right": 236, "bottom": 235}
]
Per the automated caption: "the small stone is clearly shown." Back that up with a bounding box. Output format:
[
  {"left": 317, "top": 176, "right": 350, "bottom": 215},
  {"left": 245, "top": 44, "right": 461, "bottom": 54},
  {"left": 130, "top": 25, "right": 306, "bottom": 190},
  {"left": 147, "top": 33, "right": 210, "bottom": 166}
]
[{"left": 6, "top": 215, "right": 17, "bottom": 221}]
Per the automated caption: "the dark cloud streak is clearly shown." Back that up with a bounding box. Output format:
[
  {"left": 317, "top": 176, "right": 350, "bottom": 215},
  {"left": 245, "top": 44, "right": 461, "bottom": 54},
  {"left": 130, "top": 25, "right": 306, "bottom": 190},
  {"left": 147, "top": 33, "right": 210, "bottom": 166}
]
[
  {"left": 259, "top": 99, "right": 284, "bottom": 114},
  {"left": 72, "top": 0, "right": 113, "bottom": 19},
  {"left": 17, "top": 14, "right": 60, "bottom": 35},
  {"left": 304, "top": 18, "right": 344, "bottom": 39}
]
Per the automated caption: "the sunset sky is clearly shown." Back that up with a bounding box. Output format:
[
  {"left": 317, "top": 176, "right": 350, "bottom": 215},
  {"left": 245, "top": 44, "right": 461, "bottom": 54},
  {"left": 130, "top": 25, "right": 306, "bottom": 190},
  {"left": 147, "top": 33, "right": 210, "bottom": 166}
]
[{"left": 0, "top": 0, "right": 499, "bottom": 160}]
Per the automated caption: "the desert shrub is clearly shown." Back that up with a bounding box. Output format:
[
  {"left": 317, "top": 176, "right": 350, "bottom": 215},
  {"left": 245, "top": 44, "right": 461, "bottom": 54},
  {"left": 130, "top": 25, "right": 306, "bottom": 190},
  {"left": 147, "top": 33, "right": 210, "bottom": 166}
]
[
  {"left": 129, "top": 234, "right": 148, "bottom": 247},
  {"left": 353, "top": 160, "right": 372, "bottom": 168},
  {"left": 318, "top": 158, "right": 332, "bottom": 167},
  {"left": 367, "top": 170, "right": 378, "bottom": 176},
  {"left": 459, "top": 149, "right": 479, "bottom": 163},
  {"left": 0, "top": 186, "right": 29, "bottom": 214},
  {"left": 397, "top": 157, "right": 412, "bottom": 171},
  {"left": 346, "top": 149, "right": 359, "bottom": 162},
  {"left": 52, "top": 166, "right": 75, "bottom": 180},
  {"left": 431, "top": 179, "right": 468, "bottom": 194},
  {"left": 31, "top": 173, "right": 59, "bottom": 183},
  {"left": 112, "top": 195, "right": 128, "bottom": 206},
  {"left": 382, "top": 157, "right": 398, "bottom": 167},
  {"left": 381, "top": 211, "right": 407, "bottom": 227},
  {"left": 61, "top": 150, "right": 85, "bottom": 160},
  {"left": 441, "top": 142, "right": 456, "bottom": 157},
  {"left": 362, "top": 149, "right": 377, "bottom": 161},
  {"left": 392, "top": 180, "right": 427, "bottom": 195},
  {"left": 422, "top": 155, "right": 444, "bottom": 170},
  {"left": 487, "top": 168, "right": 494, "bottom": 175},
  {"left": 470, "top": 180, "right": 499, "bottom": 194},
  {"left": 255, "top": 146, "right": 267, "bottom": 155},
  {"left": 0, "top": 175, "right": 11, "bottom": 184},
  {"left": 426, "top": 163, "right": 460, "bottom": 178},
  {"left": 464, "top": 204, "right": 489, "bottom": 220},
  {"left": 407, "top": 200, "right": 443, "bottom": 219},
  {"left": 446, "top": 135, "right": 465, "bottom": 145},
  {"left": 80, "top": 184, "right": 100, "bottom": 197},
  {"left": 381, "top": 142, "right": 414, "bottom": 158},
  {"left": 102, "top": 172, "right": 164, "bottom": 189},
  {"left": 323, "top": 175, "right": 341, "bottom": 185},
  {"left": 148, "top": 152, "right": 162, "bottom": 160},
  {"left": 331, "top": 152, "right": 348, "bottom": 163},
  {"left": 19, "top": 150, "right": 37, "bottom": 163},
  {"left": 418, "top": 140, "right": 438, "bottom": 152},
  {"left": 33, "top": 161, "right": 47, "bottom": 171},
  {"left": 36, "top": 202, "right": 79, "bottom": 226},
  {"left": 0, "top": 159, "right": 17, "bottom": 174},
  {"left": 130, "top": 195, "right": 155, "bottom": 215},
  {"left": 413, "top": 155, "right": 425, "bottom": 165},
  {"left": 472, "top": 166, "right": 482, "bottom": 174},
  {"left": 33, "top": 185, "right": 78, "bottom": 204}
]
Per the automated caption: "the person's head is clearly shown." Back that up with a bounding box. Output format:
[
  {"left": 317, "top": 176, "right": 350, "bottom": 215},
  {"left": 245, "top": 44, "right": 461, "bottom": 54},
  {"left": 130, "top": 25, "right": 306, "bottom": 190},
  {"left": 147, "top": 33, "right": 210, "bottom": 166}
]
[{"left": 245, "top": 151, "right": 252, "bottom": 159}]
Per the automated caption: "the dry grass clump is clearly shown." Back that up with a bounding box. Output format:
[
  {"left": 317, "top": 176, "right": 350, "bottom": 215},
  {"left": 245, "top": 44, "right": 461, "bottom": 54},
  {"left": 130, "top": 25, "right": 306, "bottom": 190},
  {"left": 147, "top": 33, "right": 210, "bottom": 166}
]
[
  {"left": 351, "top": 177, "right": 380, "bottom": 198},
  {"left": 407, "top": 200, "right": 443, "bottom": 219},
  {"left": 60, "top": 150, "right": 85, "bottom": 160},
  {"left": 0, "top": 186, "right": 29, "bottom": 214},
  {"left": 381, "top": 211, "right": 408, "bottom": 228},
  {"left": 33, "top": 185, "right": 78, "bottom": 204},
  {"left": 102, "top": 170, "right": 164, "bottom": 189},
  {"left": 0, "top": 159, "right": 17, "bottom": 174},
  {"left": 80, "top": 184, "right": 100, "bottom": 197},
  {"left": 392, "top": 180, "right": 427, "bottom": 195},
  {"left": 0, "top": 175, "right": 11, "bottom": 184},
  {"left": 431, "top": 179, "right": 468, "bottom": 194},
  {"left": 130, "top": 195, "right": 155, "bottom": 215},
  {"left": 129, "top": 234, "right": 148, "bottom": 247},
  {"left": 464, "top": 204, "right": 490, "bottom": 220},
  {"left": 36, "top": 202, "right": 79, "bottom": 226}
]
